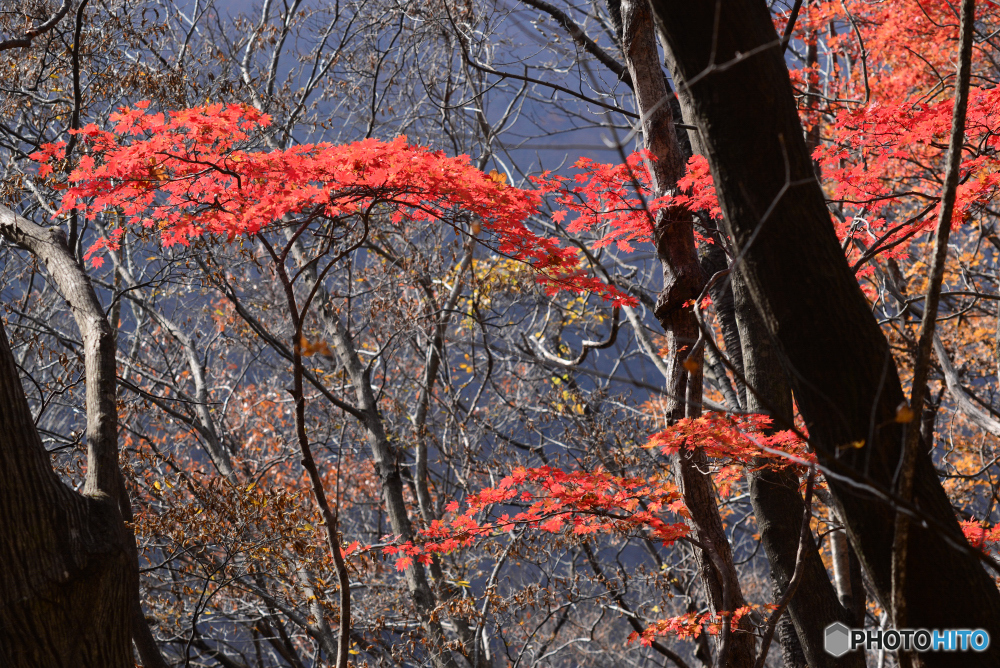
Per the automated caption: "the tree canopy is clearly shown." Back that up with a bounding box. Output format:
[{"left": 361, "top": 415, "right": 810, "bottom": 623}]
[{"left": 3, "top": 1, "right": 1000, "bottom": 667}]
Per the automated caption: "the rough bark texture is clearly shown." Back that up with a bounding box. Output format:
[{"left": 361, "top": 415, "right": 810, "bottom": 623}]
[
  {"left": 0, "top": 204, "right": 166, "bottom": 667},
  {"left": 736, "top": 272, "right": 865, "bottom": 668},
  {"left": 663, "top": 29, "right": 860, "bottom": 666},
  {"left": 0, "top": 314, "right": 132, "bottom": 667},
  {"left": 698, "top": 232, "right": 743, "bottom": 410},
  {"left": 618, "top": 3, "right": 755, "bottom": 665},
  {"left": 648, "top": 2, "right": 1000, "bottom": 664}
]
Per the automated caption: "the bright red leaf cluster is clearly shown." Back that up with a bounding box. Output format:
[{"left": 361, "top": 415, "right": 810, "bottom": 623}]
[
  {"left": 31, "top": 102, "right": 638, "bottom": 303},
  {"left": 539, "top": 152, "right": 720, "bottom": 253},
  {"left": 383, "top": 465, "right": 691, "bottom": 571},
  {"left": 382, "top": 414, "right": 809, "bottom": 572},
  {"left": 816, "top": 88, "right": 1000, "bottom": 260}
]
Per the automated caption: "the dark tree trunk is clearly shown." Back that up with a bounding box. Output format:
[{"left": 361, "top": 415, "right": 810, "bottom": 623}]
[
  {"left": 0, "top": 204, "right": 167, "bottom": 667},
  {"left": 0, "top": 316, "right": 133, "bottom": 667},
  {"left": 648, "top": 2, "right": 1000, "bottom": 665},
  {"left": 663, "top": 24, "right": 864, "bottom": 665},
  {"left": 736, "top": 272, "right": 865, "bottom": 668}
]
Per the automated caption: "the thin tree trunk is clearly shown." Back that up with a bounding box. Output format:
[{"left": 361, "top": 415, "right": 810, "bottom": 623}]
[
  {"left": 278, "top": 234, "right": 463, "bottom": 668},
  {"left": 618, "top": 2, "right": 755, "bottom": 665}
]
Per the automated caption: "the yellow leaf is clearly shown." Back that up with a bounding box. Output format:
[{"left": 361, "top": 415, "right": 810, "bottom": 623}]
[{"left": 488, "top": 169, "right": 507, "bottom": 187}]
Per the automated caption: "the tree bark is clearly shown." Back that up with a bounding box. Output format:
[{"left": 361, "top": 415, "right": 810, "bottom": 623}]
[
  {"left": 0, "top": 228, "right": 132, "bottom": 665},
  {"left": 0, "top": 317, "right": 133, "bottom": 667},
  {"left": 618, "top": 3, "right": 755, "bottom": 665},
  {"left": 661, "top": 23, "right": 863, "bottom": 666},
  {"left": 647, "top": 2, "right": 1000, "bottom": 664},
  {"left": 0, "top": 204, "right": 167, "bottom": 667},
  {"left": 737, "top": 272, "right": 865, "bottom": 668}
]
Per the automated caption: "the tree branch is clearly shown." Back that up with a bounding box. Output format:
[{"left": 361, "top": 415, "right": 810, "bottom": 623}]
[
  {"left": 0, "top": 0, "right": 72, "bottom": 52},
  {"left": 753, "top": 466, "right": 815, "bottom": 668},
  {"left": 519, "top": 0, "right": 632, "bottom": 86},
  {"left": 0, "top": 204, "right": 120, "bottom": 504}
]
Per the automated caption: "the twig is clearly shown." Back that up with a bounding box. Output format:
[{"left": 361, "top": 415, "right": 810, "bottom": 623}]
[
  {"left": 0, "top": 0, "right": 72, "bottom": 52},
  {"left": 526, "top": 305, "right": 621, "bottom": 367},
  {"left": 781, "top": 0, "right": 805, "bottom": 54}
]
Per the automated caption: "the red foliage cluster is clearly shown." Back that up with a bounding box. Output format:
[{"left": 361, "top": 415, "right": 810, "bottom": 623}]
[
  {"left": 381, "top": 414, "right": 808, "bottom": 572},
  {"left": 539, "top": 152, "right": 720, "bottom": 253},
  {"left": 383, "top": 465, "right": 690, "bottom": 572},
  {"left": 816, "top": 88, "right": 1000, "bottom": 258},
  {"left": 32, "top": 102, "right": 728, "bottom": 307},
  {"left": 29, "top": 101, "right": 805, "bottom": 648},
  {"left": 32, "top": 102, "right": 637, "bottom": 301}
]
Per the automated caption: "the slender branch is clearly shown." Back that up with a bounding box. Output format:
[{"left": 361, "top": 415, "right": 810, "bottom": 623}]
[
  {"left": 780, "top": 0, "right": 805, "bottom": 54},
  {"left": 454, "top": 31, "right": 638, "bottom": 119},
  {"left": 256, "top": 234, "right": 352, "bottom": 668},
  {"left": 414, "top": 238, "right": 475, "bottom": 523},
  {"left": 65, "top": 0, "right": 90, "bottom": 255},
  {"left": 581, "top": 543, "right": 692, "bottom": 668},
  {"left": 519, "top": 0, "right": 632, "bottom": 86},
  {"left": 932, "top": 333, "right": 1000, "bottom": 437},
  {"left": 526, "top": 305, "right": 621, "bottom": 367},
  {"left": 892, "top": 1, "right": 975, "bottom": 660}
]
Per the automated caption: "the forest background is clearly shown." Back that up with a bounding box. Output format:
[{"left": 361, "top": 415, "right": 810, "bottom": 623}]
[{"left": 2, "top": 1, "right": 1000, "bottom": 668}]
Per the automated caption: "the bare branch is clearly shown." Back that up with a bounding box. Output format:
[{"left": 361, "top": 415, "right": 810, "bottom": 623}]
[{"left": 0, "top": 0, "right": 72, "bottom": 52}]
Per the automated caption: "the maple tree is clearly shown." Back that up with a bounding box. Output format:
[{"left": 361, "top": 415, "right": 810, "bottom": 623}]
[{"left": 7, "top": 1, "right": 1000, "bottom": 668}]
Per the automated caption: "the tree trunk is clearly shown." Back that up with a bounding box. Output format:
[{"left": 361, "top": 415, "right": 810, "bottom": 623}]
[
  {"left": 0, "top": 204, "right": 167, "bottom": 667},
  {"left": 618, "top": 3, "right": 755, "bottom": 665},
  {"left": 737, "top": 273, "right": 864, "bottom": 668},
  {"left": 0, "top": 316, "right": 133, "bottom": 667},
  {"left": 648, "top": 2, "right": 1000, "bottom": 664},
  {"left": 662, "top": 24, "right": 865, "bottom": 666}
]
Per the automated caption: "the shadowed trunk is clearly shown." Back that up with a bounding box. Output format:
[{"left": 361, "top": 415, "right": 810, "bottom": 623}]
[
  {"left": 0, "top": 324, "right": 132, "bottom": 665},
  {"left": 0, "top": 297, "right": 132, "bottom": 667},
  {"left": 736, "top": 273, "right": 865, "bottom": 668},
  {"left": 648, "top": 2, "right": 1000, "bottom": 665},
  {"left": 659, "top": 21, "right": 866, "bottom": 666}
]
